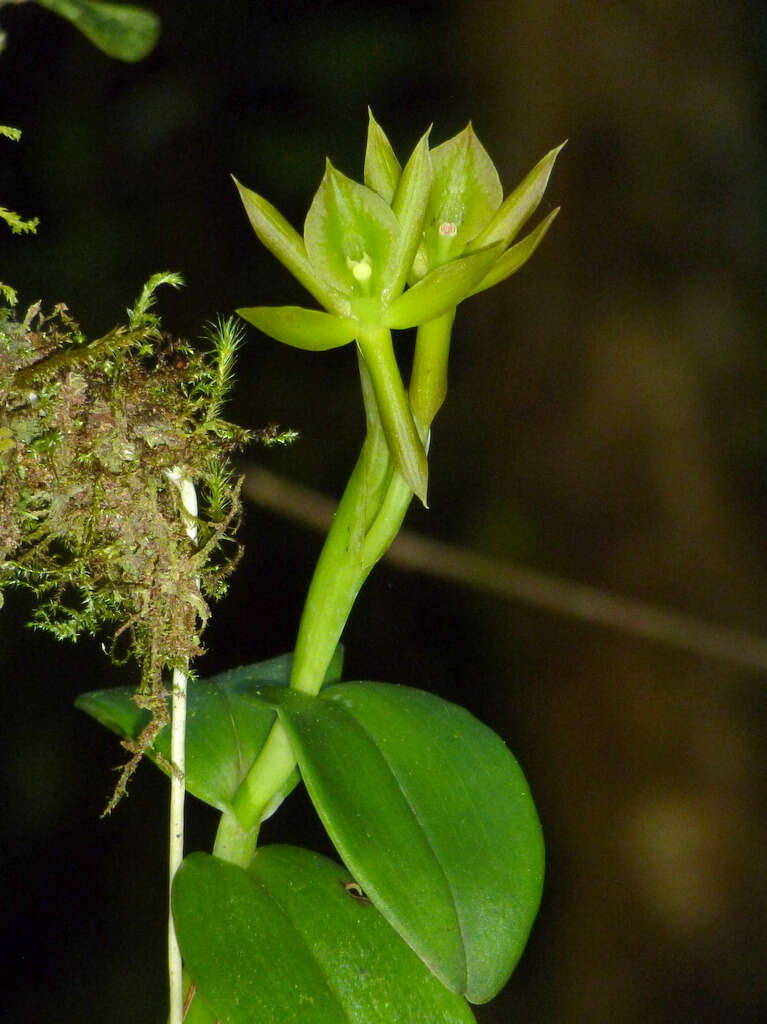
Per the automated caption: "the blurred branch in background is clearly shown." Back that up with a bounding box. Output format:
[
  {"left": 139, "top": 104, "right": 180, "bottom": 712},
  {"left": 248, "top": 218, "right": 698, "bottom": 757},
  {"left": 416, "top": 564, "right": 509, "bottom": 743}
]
[{"left": 244, "top": 464, "right": 767, "bottom": 676}]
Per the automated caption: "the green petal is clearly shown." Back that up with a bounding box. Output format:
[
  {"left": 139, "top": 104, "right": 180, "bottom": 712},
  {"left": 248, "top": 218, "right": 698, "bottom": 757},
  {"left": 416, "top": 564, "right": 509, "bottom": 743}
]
[
  {"left": 382, "top": 128, "right": 433, "bottom": 302},
  {"left": 233, "top": 177, "right": 348, "bottom": 316},
  {"left": 468, "top": 142, "right": 565, "bottom": 252},
  {"left": 304, "top": 161, "right": 400, "bottom": 300},
  {"left": 469, "top": 208, "right": 559, "bottom": 296},
  {"left": 383, "top": 244, "right": 503, "bottom": 330},
  {"left": 364, "top": 109, "right": 401, "bottom": 203},
  {"left": 237, "top": 305, "right": 358, "bottom": 351},
  {"left": 423, "top": 124, "right": 503, "bottom": 268}
]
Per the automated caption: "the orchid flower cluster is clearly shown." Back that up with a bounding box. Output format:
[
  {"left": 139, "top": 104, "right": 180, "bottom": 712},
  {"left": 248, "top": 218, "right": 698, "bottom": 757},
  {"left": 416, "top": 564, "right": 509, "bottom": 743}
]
[{"left": 235, "top": 112, "right": 563, "bottom": 506}]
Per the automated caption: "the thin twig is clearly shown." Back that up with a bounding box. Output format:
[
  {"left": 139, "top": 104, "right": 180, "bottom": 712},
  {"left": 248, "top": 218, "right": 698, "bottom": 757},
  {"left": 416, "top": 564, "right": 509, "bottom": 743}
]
[
  {"left": 164, "top": 468, "right": 198, "bottom": 1024},
  {"left": 243, "top": 464, "right": 767, "bottom": 674}
]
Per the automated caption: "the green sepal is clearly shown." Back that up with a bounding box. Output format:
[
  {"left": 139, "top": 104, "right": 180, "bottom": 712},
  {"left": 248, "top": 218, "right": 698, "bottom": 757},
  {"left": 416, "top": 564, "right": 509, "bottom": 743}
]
[
  {"left": 383, "top": 129, "right": 433, "bottom": 303},
  {"left": 35, "top": 0, "right": 160, "bottom": 62},
  {"left": 424, "top": 124, "right": 503, "bottom": 268},
  {"left": 383, "top": 244, "right": 503, "bottom": 330},
  {"left": 74, "top": 649, "right": 344, "bottom": 812},
  {"left": 468, "top": 142, "right": 565, "bottom": 252},
  {"left": 173, "top": 847, "right": 477, "bottom": 1024},
  {"left": 245, "top": 682, "right": 544, "bottom": 1003},
  {"left": 233, "top": 177, "right": 349, "bottom": 316},
  {"left": 470, "top": 208, "right": 559, "bottom": 296},
  {"left": 304, "top": 161, "right": 400, "bottom": 301},
  {"left": 364, "top": 109, "right": 401, "bottom": 203},
  {"left": 236, "top": 305, "right": 358, "bottom": 351}
]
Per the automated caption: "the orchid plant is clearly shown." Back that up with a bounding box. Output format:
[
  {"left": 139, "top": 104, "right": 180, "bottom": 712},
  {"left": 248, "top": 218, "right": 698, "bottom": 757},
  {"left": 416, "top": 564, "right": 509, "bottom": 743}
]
[
  {"left": 77, "top": 113, "right": 562, "bottom": 1022},
  {"left": 4, "top": 22, "right": 561, "bottom": 1008}
]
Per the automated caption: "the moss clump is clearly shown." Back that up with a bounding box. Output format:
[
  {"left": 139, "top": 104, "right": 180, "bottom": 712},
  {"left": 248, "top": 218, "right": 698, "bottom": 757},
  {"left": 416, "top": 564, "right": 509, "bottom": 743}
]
[{"left": 0, "top": 280, "right": 253, "bottom": 807}]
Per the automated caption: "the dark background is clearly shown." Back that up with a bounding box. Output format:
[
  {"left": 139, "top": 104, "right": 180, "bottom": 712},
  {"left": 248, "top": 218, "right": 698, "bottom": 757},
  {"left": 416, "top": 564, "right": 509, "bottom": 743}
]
[{"left": 2, "top": 1, "right": 767, "bottom": 1020}]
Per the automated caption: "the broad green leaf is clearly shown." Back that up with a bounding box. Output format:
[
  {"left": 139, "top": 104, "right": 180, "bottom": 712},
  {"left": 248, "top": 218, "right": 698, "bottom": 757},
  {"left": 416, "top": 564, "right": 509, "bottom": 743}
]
[
  {"left": 470, "top": 209, "right": 559, "bottom": 296},
  {"left": 304, "top": 162, "right": 400, "bottom": 300},
  {"left": 364, "top": 110, "right": 401, "bottom": 203},
  {"left": 469, "top": 142, "right": 565, "bottom": 252},
  {"left": 35, "top": 0, "right": 160, "bottom": 62},
  {"left": 182, "top": 970, "right": 217, "bottom": 1024},
  {"left": 233, "top": 177, "right": 348, "bottom": 317},
  {"left": 246, "top": 682, "right": 544, "bottom": 1004},
  {"left": 383, "top": 244, "right": 502, "bottom": 330},
  {"left": 424, "top": 125, "right": 503, "bottom": 268},
  {"left": 74, "top": 649, "right": 343, "bottom": 812},
  {"left": 173, "top": 847, "right": 476, "bottom": 1024},
  {"left": 237, "top": 305, "right": 358, "bottom": 351}
]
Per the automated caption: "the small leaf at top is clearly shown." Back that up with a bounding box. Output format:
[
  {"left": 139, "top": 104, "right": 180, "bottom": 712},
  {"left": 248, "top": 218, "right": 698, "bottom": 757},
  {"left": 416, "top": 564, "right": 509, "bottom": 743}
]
[{"left": 35, "top": 0, "right": 161, "bottom": 63}]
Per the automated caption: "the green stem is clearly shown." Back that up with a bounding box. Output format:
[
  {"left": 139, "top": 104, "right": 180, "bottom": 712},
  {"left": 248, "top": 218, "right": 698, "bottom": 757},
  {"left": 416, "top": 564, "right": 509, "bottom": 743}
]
[
  {"left": 230, "top": 318, "right": 454, "bottom": 832},
  {"left": 356, "top": 324, "right": 428, "bottom": 505},
  {"left": 409, "top": 308, "right": 456, "bottom": 433},
  {"left": 212, "top": 809, "right": 259, "bottom": 867}
]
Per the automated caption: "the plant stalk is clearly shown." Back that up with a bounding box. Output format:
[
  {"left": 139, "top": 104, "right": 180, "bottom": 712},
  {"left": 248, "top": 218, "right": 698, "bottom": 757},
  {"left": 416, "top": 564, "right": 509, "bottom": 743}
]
[
  {"left": 230, "top": 319, "right": 451, "bottom": 832},
  {"left": 164, "top": 467, "right": 198, "bottom": 1024}
]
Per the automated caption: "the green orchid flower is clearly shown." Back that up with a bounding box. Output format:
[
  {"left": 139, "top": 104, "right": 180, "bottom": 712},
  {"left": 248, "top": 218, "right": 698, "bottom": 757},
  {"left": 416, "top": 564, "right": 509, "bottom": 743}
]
[
  {"left": 235, "top": 125, "right": 505, "bottom": 505},
  {"left": 364, "top": 115, "right": 564, "bottom": 430}
]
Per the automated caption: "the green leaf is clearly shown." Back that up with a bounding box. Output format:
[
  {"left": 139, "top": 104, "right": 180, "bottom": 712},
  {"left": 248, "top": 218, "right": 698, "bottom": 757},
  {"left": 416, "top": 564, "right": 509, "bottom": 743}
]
[
  {"left": 424, "top": 125, "right": 503, "bottom": 268},
  {"left": 233, "top": 177, "right": 348, "bottom": 317},
  {"left": 470, "top": 208, "right": 559, "bottom": 295},
  {"left": 74, "top": 649, "right": 344, "bottom": 812},
  {"left": 304, "top": 161, "right": 400, "bottom": 301},
  {"left": 237, "top": 305, "right": 358, "bottom": 351},
  {"left": 469, "top": 142, "right": 565, "bottom": 252},
  {"left": 246, "top": 682, "right": 544, "bottom": 1003},
  {"left": 383, "top": 244, "right": 503, "bottom": 330},
  {"left": 364, "top": 110, "right": 401, "bottom": 203},
  {"left": 173, "top": 846, "right": 476, "bottom": 1024},
  {"left": 35, "top": 0, "right": 160, "bottom": 62}
]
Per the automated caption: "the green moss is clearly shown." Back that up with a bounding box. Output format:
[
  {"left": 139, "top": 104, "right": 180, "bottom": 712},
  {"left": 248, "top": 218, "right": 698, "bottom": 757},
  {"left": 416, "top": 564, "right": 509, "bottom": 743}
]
[{"left": 0, "top": 283, "right": 253, "bottom": 806}]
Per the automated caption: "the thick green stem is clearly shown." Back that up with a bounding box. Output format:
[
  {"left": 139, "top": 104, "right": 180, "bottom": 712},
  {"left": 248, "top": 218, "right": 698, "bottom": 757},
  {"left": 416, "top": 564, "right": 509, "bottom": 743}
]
[
  {"left": 212, "top": 809, "right": 259, "bottom": 867},
  {"left": 356, "top": 324, "right": 428, "bottom": 505},
  {"left": 230, "top": 318, "right": 453, "bottom": 832}
]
